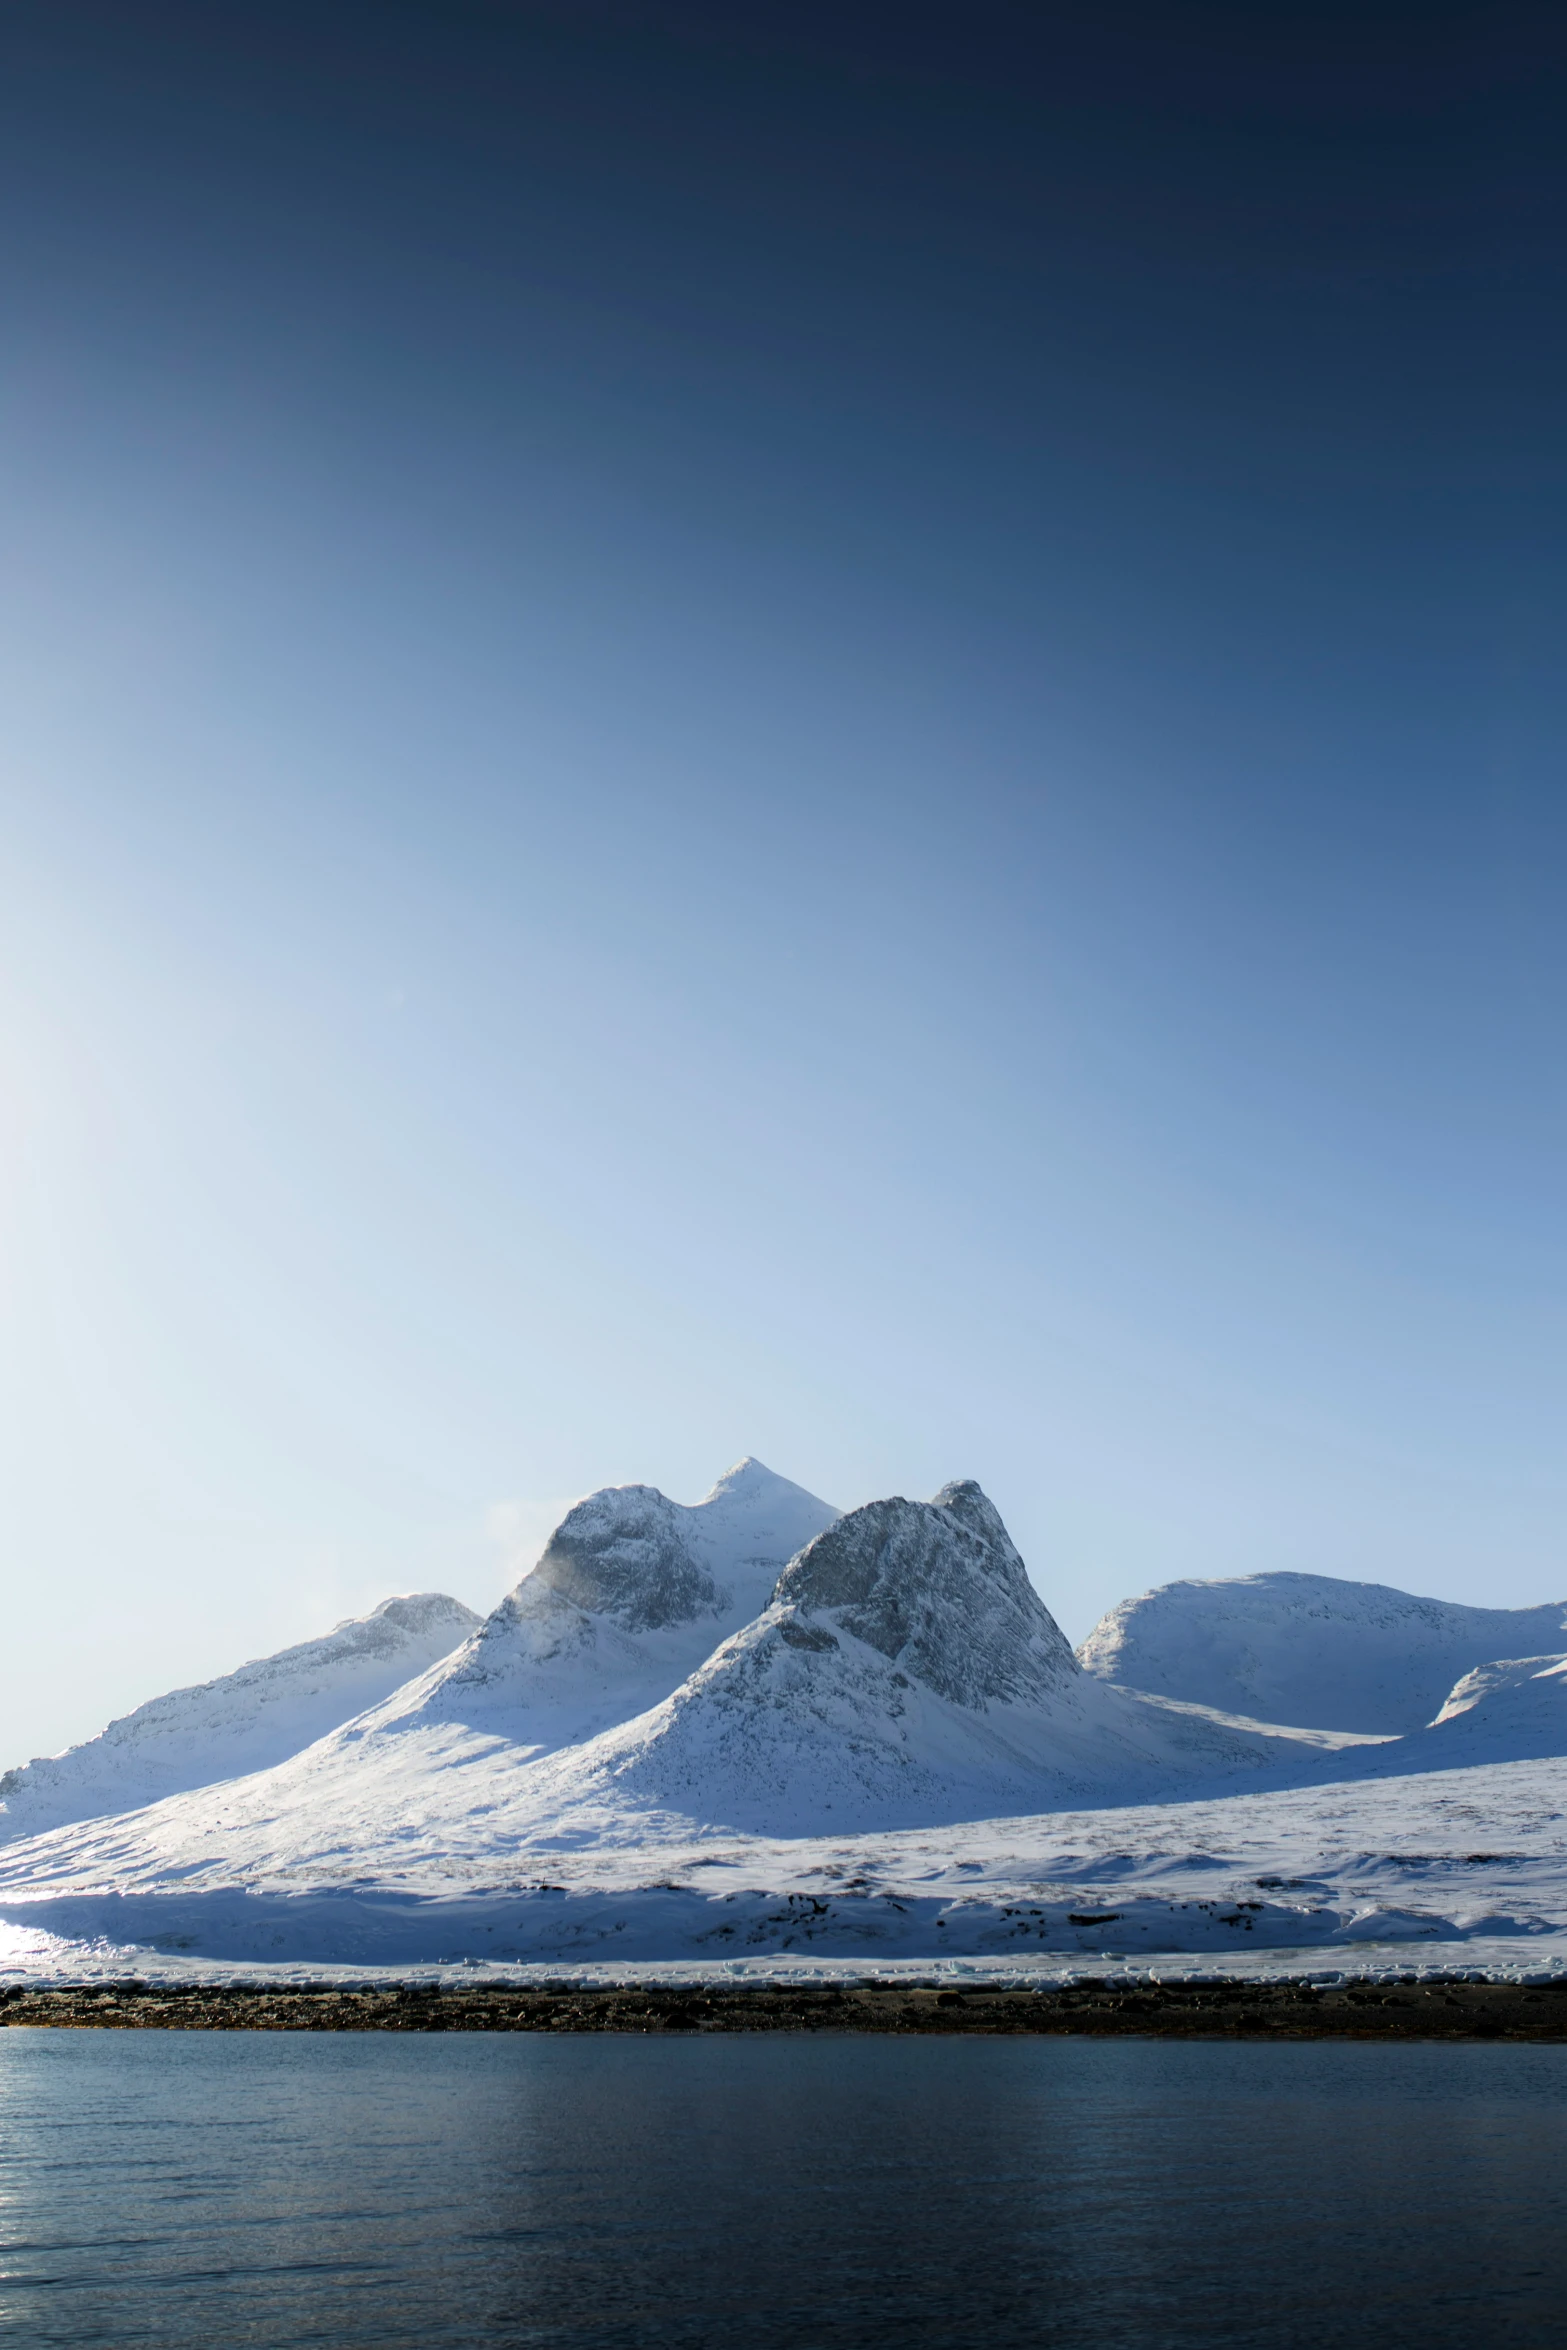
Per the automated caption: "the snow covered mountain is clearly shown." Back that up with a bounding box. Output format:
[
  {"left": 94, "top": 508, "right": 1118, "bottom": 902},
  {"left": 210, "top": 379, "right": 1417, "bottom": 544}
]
[
  {"left": 0, "top": 1482, "right": 1343, "bottom": 1929},
  {"left": 0, "top": 1593, "right": 482, "bottom": 1844},
  {"left": 1079, "top": 1573, "right": 1567, "bottom": 1733},
  {"left": 14, "top": 1458, "right": 846, "bottom": 1877},
  {"left": 507, "top": 1482, "right": 1347, "bottom": 1835},
  {"left": 8, "top": 1465, "right": 1567, "bottom": 1975},
  {"left": 354, "top": 1457, "right": 840, "bottom": 1755}
]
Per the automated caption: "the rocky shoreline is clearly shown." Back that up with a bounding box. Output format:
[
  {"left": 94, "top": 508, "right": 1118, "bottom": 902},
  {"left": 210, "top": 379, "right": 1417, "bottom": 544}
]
[{"left": 4, "top": 1978, "right": 1567, "bottom": 2037}]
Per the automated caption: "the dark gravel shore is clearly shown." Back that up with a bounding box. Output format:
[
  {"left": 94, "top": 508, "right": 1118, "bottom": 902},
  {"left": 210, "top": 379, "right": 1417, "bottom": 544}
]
[{"left": 4, "top": 1979, "right": 1566, "bottom": 2037}]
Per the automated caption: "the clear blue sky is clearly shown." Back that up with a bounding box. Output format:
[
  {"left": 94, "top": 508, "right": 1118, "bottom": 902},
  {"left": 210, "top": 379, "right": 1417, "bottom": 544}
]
[{"left": 5, "top": 0, "right": 1567, "bottom": 1756}]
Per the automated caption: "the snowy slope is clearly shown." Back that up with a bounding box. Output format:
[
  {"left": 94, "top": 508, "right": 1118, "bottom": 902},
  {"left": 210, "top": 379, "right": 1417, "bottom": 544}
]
[
  {"left": 0, "top": 1483, "right": 1343, "bottom": 1924},
  {"left": 1079, "top": 1572, "right": 1567, "bottom": 1733},
  {"left": 1435, "top": 1653, "right": 1567, "bottom": 1727},
  {"left": 1, "top": 1457, "right": 846, "bottom": 1880},
  {"left": 356, "top": 1458, "right": 840, "bottom": 1756},
  {"left": 3, "top": 1748, "right": 1565, "bottom": 1973},
  {"left": 8, "top": 1467, "right": 1567, "bottom": 1974},
  {"left": 1360, "top": 1654, "right": 1567, "bottom": 1771},
  {"left": 505, "top": 1483, "right": 1358, "bottom": 1836},
  {"left": 0, "top": 1593, "right": 481, "bottom": 1844}
]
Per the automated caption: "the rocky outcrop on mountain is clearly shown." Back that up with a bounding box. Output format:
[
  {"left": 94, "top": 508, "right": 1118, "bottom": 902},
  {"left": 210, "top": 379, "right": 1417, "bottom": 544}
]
[
  {"left": 0, "top": 1593, "right": 482, "bottom": 1844},
  {"left": 0, "top": 1473, "right": 1479, "bottom": 1935},
  {"left": 439, "top": 1485, "right": 726, "bottom": 1700},
  {"left": 1079, "top": 1572, "right": 1567, "bottom": 1734},
  {"left": 525, "top": 1486, "right": 728, "bottom": 1631},
  {"left": 354, "top": 1459, "right": 840, "bottom": 1748},
  {"left": 522, "top": 1485, "right": 1306, "bottom": 1835},
  {"left": 772, "top": 1480, "right": 1078, "bottom": 1709}
]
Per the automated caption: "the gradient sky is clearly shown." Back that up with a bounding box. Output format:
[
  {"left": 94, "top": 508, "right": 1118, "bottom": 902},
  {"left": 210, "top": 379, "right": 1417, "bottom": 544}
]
[{"left": 4, "top": 0, "right": 1567, "bottom": 1758}]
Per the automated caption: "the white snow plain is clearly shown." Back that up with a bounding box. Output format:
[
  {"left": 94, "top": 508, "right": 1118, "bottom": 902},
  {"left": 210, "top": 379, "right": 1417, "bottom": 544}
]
[
  {"left": 2, "top": 1758, "right": 1563, "bottom": 1988},
  {"left": 3, "top": 1461, "right": 1566, "bottom": 1985}
]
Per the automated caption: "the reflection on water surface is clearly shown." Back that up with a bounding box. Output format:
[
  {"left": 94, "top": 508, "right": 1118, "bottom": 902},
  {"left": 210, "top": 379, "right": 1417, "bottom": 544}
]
[{"left": 1, "top": 2032, "right": 1563, "bottom": 2346}]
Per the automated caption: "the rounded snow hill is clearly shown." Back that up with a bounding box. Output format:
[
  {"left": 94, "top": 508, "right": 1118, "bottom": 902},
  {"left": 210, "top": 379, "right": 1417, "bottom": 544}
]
[
  {"left": 1415, "top": 1654, "right": 1567, "bottom": 1763},
  {"left": 0, "top": 1594, "right": 482, "bottom": 1843},
  {"left": 1079, "top": 1573, "right": 1567, "bottom": 1734}
]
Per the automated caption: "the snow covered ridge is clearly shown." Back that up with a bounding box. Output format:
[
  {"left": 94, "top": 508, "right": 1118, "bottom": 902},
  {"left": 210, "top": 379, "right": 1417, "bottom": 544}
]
[
  {"left": 1436, "top": 1653, "right": 1567, "bottom": 1724},
  {"left": 1079, "top": 1572, "right": 1567, "bottom": 1733},
  {"left": 0, "top": 1593, "right": 481, "bottom": 1845},
  {"left": 7, "top": 1459, "right": 1567, "bottom": 1973},
  {"left": 350, "top": 1456, "right": 842, "bottom": 1754},
  {"left": 0, "top": 1459, "right": 843, "bottom": 1857},
  {"left": 458, "top": 1480, "right": 1360, "bottom": 1841},
  {"left": 0, "top": 1471, "right": 1410, "bottom": 1910}
]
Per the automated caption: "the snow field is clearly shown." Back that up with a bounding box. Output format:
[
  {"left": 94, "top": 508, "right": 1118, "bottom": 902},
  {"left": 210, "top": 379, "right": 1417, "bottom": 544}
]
[{"left": 5, "top": 1461, "right": 1566, "bottom": 1974}]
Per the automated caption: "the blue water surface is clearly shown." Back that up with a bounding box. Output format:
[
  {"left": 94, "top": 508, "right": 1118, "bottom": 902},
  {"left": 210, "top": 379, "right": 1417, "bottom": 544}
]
[{"left": 1, "top": 2031, "right": 1563, "bottom": 2346}]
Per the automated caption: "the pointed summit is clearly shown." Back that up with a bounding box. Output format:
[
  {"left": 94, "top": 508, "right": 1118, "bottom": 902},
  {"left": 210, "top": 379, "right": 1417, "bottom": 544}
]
[
  {"left": 503, "top": 1460, "right": 840, "bottom": 1642},
  {"left": 511, "top": 1481, "right": 1118, "bottom": 1834},
  {"left": 355, "top": 1461, "right": 840, "bottom": 1749},
  {"left": 687, "top": 1457, "right": 842, "bottom": 1603},
  {"left": 0, "top": 1476, "right": 1362, "bottom": 1906},
  {"left": 930, "top": 1479, "right": 1028, "bottom": 1568},
  {"left": 773, "top": 1481, "right": 1077, "bottom": 1709},
  {"left": 703, "top": 1455, "right": 777, "bottom": 1494}
]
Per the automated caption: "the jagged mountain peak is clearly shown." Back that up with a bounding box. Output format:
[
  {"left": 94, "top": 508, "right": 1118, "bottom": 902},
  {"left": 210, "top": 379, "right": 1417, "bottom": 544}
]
[
  {"left": 929, "top": 1478, "right": 1026, "bottom": 1565},
  {"left": 701, "top": 1455, "right": 783, "bottom": 1499},
  {"left": 380, "top": 1461, "right": 840, "bottom": 1738},
  {"left": 523, "top": 1485, "right": 725, "bottom": 1634},
  {"left": 2, "top": 1476, "right": 1481, "bottom": 1893},
  {"left": 689, "top": 1457, "right": 841, "bottom": 1561},
  {"left": 502, "top": 1483, "right": 1287, "bottom": 1838},
  {"left": 507, "top": 1460, "right": 841, "bottom": 1637},
  {"left": 772, "top": 1482, "right": 1076, "bottom": 1710}
]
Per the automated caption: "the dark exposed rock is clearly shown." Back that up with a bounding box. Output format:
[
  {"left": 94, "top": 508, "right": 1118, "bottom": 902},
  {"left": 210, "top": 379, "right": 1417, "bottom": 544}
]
[
  {"left": 510, "top": 1487, "right": 726, "bottom": 1636},
  {"left": 772, "top": 1482, "right": 1076, "bottom": 1710},
  {"left": 776, "top": 1616, "right": 839, "bottom": 1651},
  {"left": 415, "top": 1461, "right": 839, "bottom": 1715}
]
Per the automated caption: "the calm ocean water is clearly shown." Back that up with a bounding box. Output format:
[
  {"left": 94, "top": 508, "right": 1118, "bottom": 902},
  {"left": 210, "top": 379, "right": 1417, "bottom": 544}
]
[{"left": 0, "top": 2030, "right": 1563, "bottom": 2347}]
